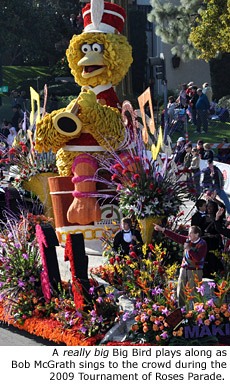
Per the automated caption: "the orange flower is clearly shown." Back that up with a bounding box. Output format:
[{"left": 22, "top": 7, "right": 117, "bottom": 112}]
[
  {"left": 215, "top": 320, "right": 221, "bottom": 326},
  {"left": 159, "top": 316, "right": 164, "bottom": 322},
  {"left": 224, "top": 311, "right": 230, "bottom": 317},
  {"left": 143, "top": 326, "right": 148, "bottom": 333},
  {"left": 131, "top": 324, "right": 139, "bottom": 332},
  {"left": 173, "top": 331, "right": 177, "bottom": 337},
  {"left": 204, "top": 319, "right": 210, "bottom": 326},
  {"left": 177, "top": 330, "right": 183, "bottom": 337},
  {"left": 147, "top": 309, "right": 152, "bottom": 316},
  {"left": 214, "top": 307, "right": 220, "bottom": 313},
  {"left": 135, "top": 315, "right": 140, "bottom": 322},
  {"left": 155, "top": 335, "right": 161, "bottom": 342},
  {"left": 153, "top": 324, "right": 159, "bottom": 331},
  {"left": 150, "top": 316, "right": 156, "bottom": 322}
]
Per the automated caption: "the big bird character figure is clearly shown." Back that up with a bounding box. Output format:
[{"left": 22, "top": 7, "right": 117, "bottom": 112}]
[{"left": 35, "top": 0, "right": 132, "bottom": 235}]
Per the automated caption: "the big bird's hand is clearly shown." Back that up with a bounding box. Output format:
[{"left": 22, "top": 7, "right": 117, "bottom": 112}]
[{"left": 77, "top": 89, "right": 97, "bottom": 110}]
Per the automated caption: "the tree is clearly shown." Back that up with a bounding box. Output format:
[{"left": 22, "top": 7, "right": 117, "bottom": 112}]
[
  {"left": 0, "top": 0, "right": 81, "bottom": 65},
  {"left": 189, "top": 0, "right": 230, "bottom": 60},
  {"left": 147, "top": 0, "right": 205, "bottom": 60}
]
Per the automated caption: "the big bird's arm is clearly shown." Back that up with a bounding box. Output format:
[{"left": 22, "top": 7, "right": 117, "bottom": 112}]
[
  {"left": 35, "top": 101, "right": 78, "bottom": 153},
  {"left": 77, "top": 89, "right": 125, "bottom": 150}
]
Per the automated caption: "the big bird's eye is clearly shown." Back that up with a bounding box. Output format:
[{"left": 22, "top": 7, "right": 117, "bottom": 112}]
[
  {"left": 81, "top": 44, "right": 91, "bottom": 53},
  {"left": 92, "top": 43, "right": 103, "bottom": 53}
]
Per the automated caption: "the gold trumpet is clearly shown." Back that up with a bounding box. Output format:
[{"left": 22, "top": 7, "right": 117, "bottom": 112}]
[{"left": 53, "top": 100, "right": 82, "bottom": 136}]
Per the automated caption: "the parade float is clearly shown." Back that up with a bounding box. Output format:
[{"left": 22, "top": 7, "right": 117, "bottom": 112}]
[{"left": 0, "top": 0, "right": 230, "bottom": 346}]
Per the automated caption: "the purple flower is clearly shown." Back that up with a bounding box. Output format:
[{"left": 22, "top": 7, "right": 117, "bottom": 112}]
[
  {"left": 122, "top": 312, "right": 130, "bottom": 322},
  {"left": 90, "top": 310, "right": 96, "bottom": 317},
  {"left": 80, "top": 326, "right": 87, "bottom": 334},
  {"left": 206, "top": 298, "right": 214, "bottom": 307},
  {"left": 75, "top": 311, "right": 82, "bottom": 318},
  {"left": 65, "top": 312, "right": 70, "bottom": 319},
  {"left": 29, "top": 276, "right": 36, "bottom": 283},
  {"left": 141, "top": 313, "right": 148, "bottom": 321},
  {"left": 69, "top": 319, "right": 74, "bottom": 326},
  {"left": 89, "top": 286, "right": 95, "bottom": 295},
  {"left": 136, "top": 302, "right": 142, "bottom": 308},
  {"left": 144, "top": 298, "right": 150, "bottom": 304},
  {"left": 97, "top": 296, "right": 103, "bottom": 304},
  {"left": 18, "top": 279, "right": 25, "bottom": 288},
  {"left": 196, "top": 285, "right": 205, "bottom": 296},
  {"left": 8, "top": 233, "right": 13, "bottom": 239},
  {"left": 208, "top": 282, "right": 216, "bottom": 289},
  {"left": 162, "top": 307, "right": 169, "bottom": 315},
  {"left": 97, "top": 315, "right": 103, "bottom": 323},
  {"left": 15, "top": 243, "right": 21, "bottom": 249},
  {"left": 195, "top": 304, "right": 205, "bottom": 313},
  {"left": 160, "top": 332, "right": 168, "bottom": 339},
  {"left": 209, "top": 314, "right": 215, "bottom": 322},
  {"left": 22, "top": 253, "right": 29, "bottom": 260},
  {"left": 107, "top": 293, "right": 114, "bottom": 300},
  {"left": 152, "top": 304, "right": 158, "bottom": 311},
  {"left": 0, "top": 282, "right": 5, "bottom": 288}
]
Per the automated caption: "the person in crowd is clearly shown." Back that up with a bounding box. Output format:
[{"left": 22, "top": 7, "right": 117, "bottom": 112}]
[
  {"left": 189, "top": 85, "right": 199, "bottom": 126},
  {"left": 202, "top": 161, "right": 230, "bottom": 214},
  {"left": 7, "top": 124, "right": 17, "bottom": 146},
  {"left": 191, "top": 199, "right": 207, "bottom": 234},
  {"left": 203, "top": 143, "right": 214, "bottom": 163},
  {"left": 11, "top": 90, "right": 21, "bottom": 106},
  {"left": 154, "top": 224, "right": 207, "bottom": 307},
  {"left": 202, "top": 200, "right": 224, "bottom": 278},
  {"left": 113, "top": 217, "right": 143, "bottom": 256},
  {"left": 195, "top": 88, "right": 210, "bottom": 134},
  {"left": 174, "top": 137, "right": 186, "bottom": 165},
  {"left": 189, "top": 147, "right": 201, "bottom": 195},
  {"left": 197, "top": 139, "right": 205, "bottom": 159},
  {"left": 177, "top": 83, "right": 189, "bottom": 108},
  {"left": 183, "top": 143, "right": 193, "bottom": 187},
  {"left": 202, "top": 82, "right": 213, "bottom": 104},
  {"left": 167, "top": 96, "right": 177, "bottom": 124},
  {"left": 11, "top": 105, "right": 21, "bottom": 131},
  {"left": 0, "top": 120, "right": 10, "bottom": 139},
  {"left": 215, "top": 207, "right": 230, "bottom": 239}
]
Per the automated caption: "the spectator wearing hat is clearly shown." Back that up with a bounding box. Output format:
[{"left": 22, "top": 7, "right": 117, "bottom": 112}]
[
  {"left": 202, "top": 82, "right": 213, "bottom": 104},
  {"left": 195, "top": 88, "right": 210, "bottom": 134},
  {"left": 202, "top": 143, "right": 214, "bottom": 164},
  {"left": 174, "top": 137, "right": 186, "bottom": 164}
]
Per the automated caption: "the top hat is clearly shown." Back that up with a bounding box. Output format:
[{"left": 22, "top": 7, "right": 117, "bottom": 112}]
[{"left": 82, "top": 0, "right": 126, "bottom": 34}]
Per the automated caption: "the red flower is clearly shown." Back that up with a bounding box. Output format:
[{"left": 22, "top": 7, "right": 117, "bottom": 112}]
[
  {"left": 131, "top": 183, "right": 137, "bottom": 188},
  {"left": 130, "top": 251, "right": 137, "bottom": 258},
  {"left": 122, "top": 169, "right": 128, "bottom": 174},
  {"left": 157, "top": 188, "right": 162, "bottom": 193},
  {"left": 115, "top": 256, "right": 120, "bottom": 263},
  {"left": 133, "top": 174, "right": 140, "bottom": 180},
  {"left": 148, "top": 244, "right": 154, "bottom": 251},
  {"left": 9, "top": 148, "right": 17, "bottom": 154},
  {"left": 134, "top": 270, "right": 140, "bottom": 277},
  {"left": 110, "top": 257, "right": 114, "bottom": 265},
  {"left": 149, "top": 184, "right": 154, "bottom": 190},
  {"left": 111, "top": 174, "right": 119, "bottom": 181},
  {"left": 126, "top": 260, "right": 132, "bottom": 265},
  {"left": 134, "top": 157, "right": 140, "bottom": 161}
]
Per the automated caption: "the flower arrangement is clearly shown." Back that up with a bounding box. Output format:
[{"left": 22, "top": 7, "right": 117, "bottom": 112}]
[
  {"left": 90, "top": 243, "right": 178, "bottom": 300},
  {"left": 0, "top": 141, "right": 58, "bottom": 189},
  {"left": 94, "top": 133, "right": 192, "bottom": 220},
  {"left": 128, "top": 277, "right": 230, "bottom": 346}
]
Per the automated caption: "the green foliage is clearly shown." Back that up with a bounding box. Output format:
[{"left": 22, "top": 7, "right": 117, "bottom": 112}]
[
  {"left": 0, "top": 0, "right": 82, "bottom": 66},
  {"left": 218, "top": 95, "right": 230, "bottom": 110},
  {"left": 190, "top": 0, "right": 230, "bottom": 61}
]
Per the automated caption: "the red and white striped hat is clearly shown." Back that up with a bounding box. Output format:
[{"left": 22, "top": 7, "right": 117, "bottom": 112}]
[{"left": 82, "top": 0, "right": 126, "bottom": 34}]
